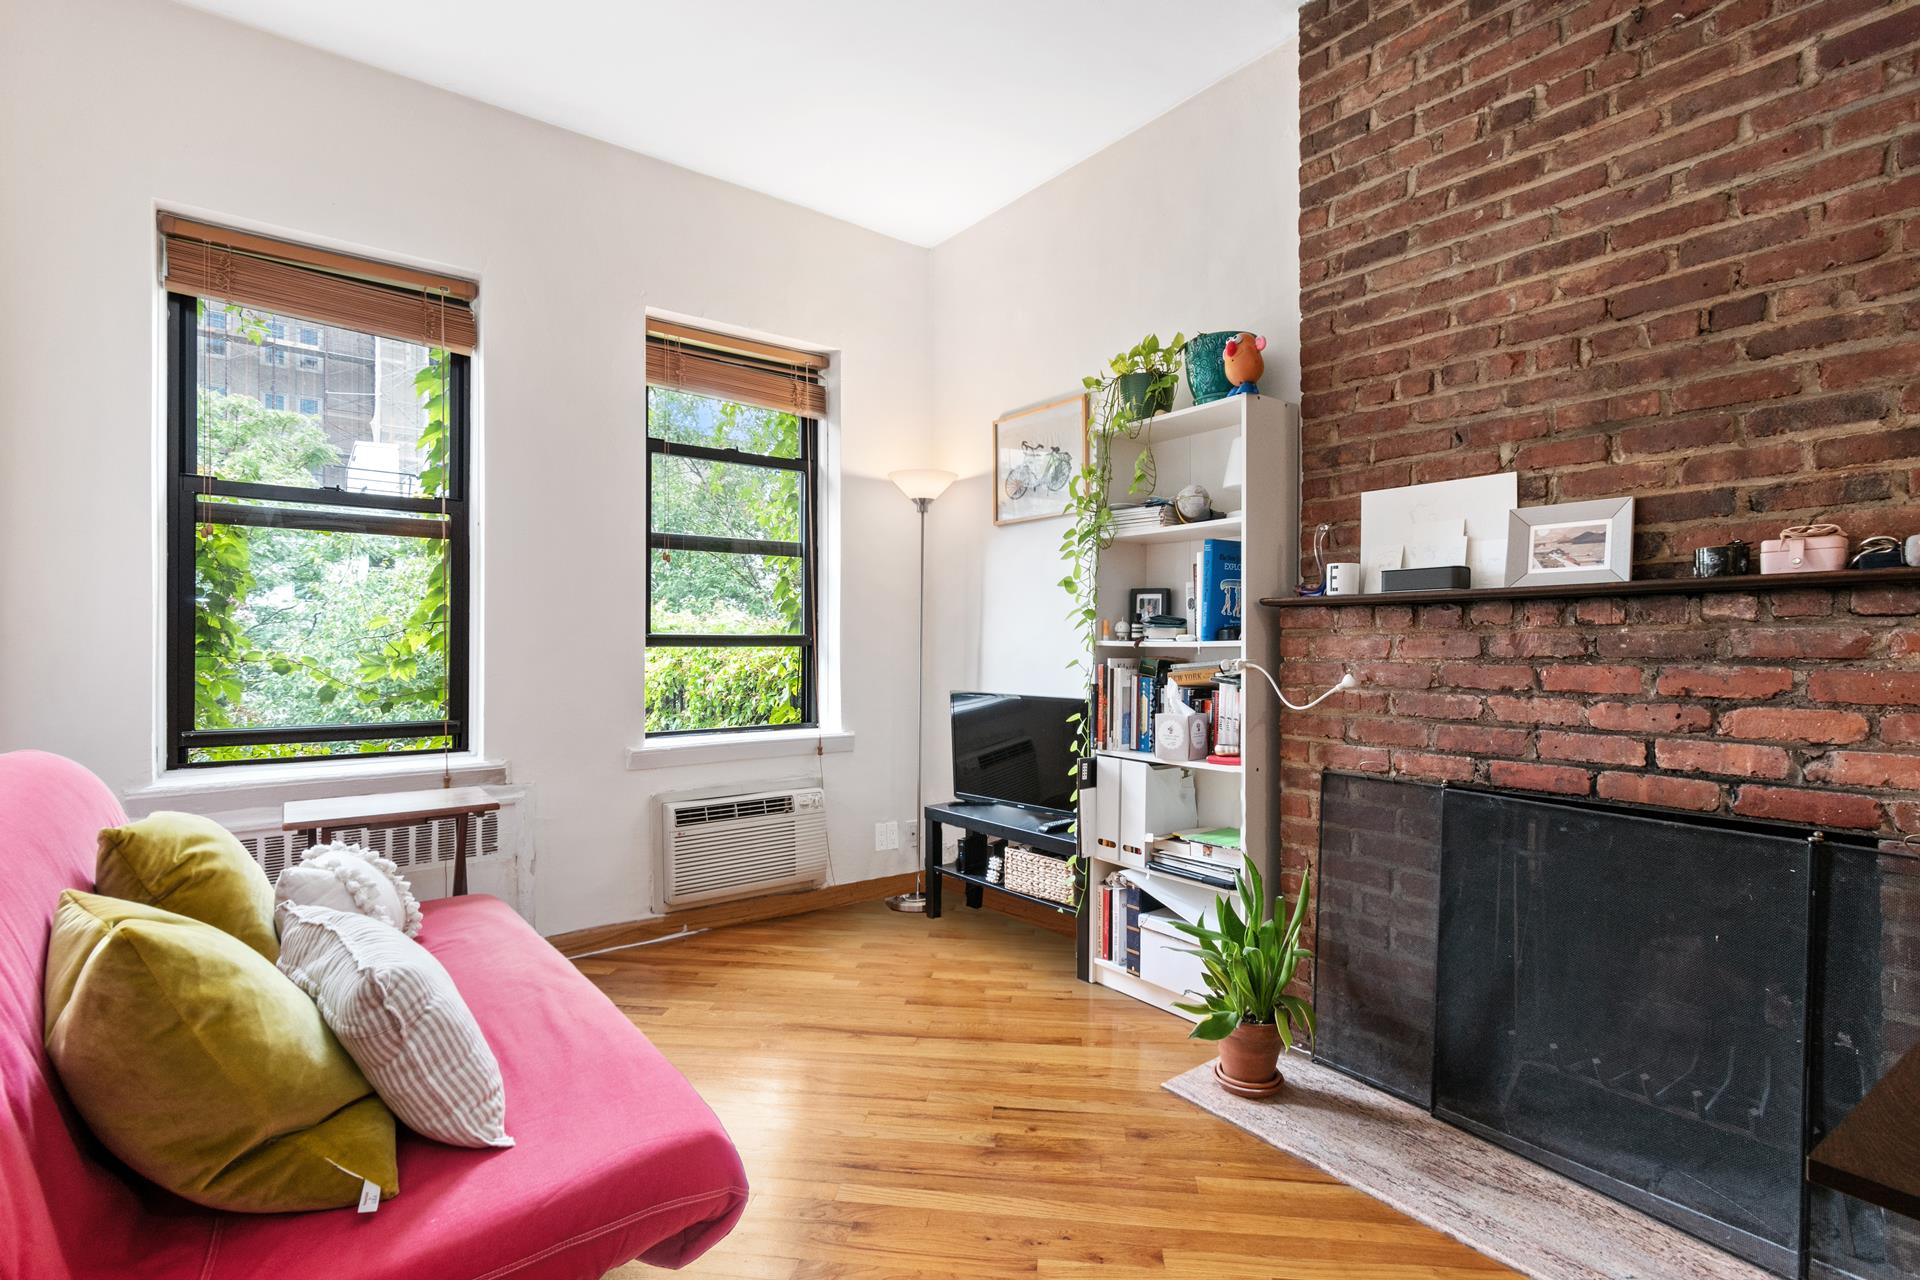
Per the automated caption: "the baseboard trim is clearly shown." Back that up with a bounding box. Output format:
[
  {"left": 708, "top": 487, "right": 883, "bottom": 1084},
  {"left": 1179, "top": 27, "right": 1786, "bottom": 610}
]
[{"left": 546, "top": 872, "right": 917, "bottom": 958}]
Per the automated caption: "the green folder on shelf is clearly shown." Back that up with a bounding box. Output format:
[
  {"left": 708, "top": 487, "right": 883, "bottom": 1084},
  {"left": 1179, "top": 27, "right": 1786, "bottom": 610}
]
[{"left": 1180, "top": 827, "right": 1241, "bottom": 850}]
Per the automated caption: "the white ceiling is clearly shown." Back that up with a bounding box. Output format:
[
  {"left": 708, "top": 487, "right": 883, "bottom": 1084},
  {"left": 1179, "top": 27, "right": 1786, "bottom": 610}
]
[{"left": 171, "top": 1, "right": 1299, "bottom": 246}]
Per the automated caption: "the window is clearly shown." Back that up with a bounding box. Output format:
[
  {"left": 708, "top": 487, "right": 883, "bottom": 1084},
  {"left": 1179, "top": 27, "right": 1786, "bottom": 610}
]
[
  {"left": 160, "top": 214, "right": 476, "bottom": 767},
  {"left": 297, "top": 326, "right": 320, "bottom": 345},
  {"left": 296, "top": 352, "right": 321, "bottom": 370},
  {"left": 643, "top": 323, "right": 825, "bottom": 735},
  {"left": 206, "top": 336, "right": 226, "bottom": 355},
  {"left": 265, "top": 346, "right": 287, "bottom": 366}
]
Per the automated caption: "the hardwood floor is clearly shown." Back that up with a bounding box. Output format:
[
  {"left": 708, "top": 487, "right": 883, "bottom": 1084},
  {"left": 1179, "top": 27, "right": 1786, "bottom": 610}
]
[{"left": 583, "top": 901, "right": 1516, "bottom": 1279}]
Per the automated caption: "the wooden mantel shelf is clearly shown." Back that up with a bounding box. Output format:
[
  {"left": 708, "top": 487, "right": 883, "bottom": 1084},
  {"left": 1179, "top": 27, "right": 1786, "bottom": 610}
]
[{"left": 1259, "top": 566, "right": 1920, "bottom": 610}]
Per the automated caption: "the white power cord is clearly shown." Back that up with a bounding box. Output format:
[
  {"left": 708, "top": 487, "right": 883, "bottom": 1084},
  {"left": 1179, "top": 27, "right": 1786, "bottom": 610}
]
[{"left": 1220, "top": 658, "right": 1357, "bottom": 712}]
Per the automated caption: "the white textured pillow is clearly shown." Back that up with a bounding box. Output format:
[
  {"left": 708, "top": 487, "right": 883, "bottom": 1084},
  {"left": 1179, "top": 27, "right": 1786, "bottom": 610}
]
[
  {"left": 275, "top": 902, "right": 513, "bottom": 1149},
  {"left": 275, "top": 842, "right": 422, "bottom": 938}
]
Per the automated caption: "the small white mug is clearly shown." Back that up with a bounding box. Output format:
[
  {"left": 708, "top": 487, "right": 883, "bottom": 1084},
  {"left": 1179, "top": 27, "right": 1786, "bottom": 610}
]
[{"left": 1326, "top": 562, "right": 1362, "bottom": 596}]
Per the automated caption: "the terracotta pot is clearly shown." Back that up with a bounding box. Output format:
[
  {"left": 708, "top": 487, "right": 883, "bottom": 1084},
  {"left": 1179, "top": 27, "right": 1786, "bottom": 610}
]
[{"left": 1217, "top": 1020, "right": 1282, "bottom": 1085}]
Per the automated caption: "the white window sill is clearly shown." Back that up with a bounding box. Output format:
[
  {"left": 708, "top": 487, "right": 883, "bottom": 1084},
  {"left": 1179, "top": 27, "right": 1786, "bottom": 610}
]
[
  {"left": 626, "top": 729, "right": 854, "bottom": 771},
  {"left": 126, "top": 753, "right": 511, "bottom": 810}
]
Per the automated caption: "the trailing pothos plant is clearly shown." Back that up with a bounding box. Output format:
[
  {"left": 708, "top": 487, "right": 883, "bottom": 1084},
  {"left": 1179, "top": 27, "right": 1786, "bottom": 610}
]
[
  {"left": 1055, "top": 333, "right": 1185, "bottom": 903},
  {"left": 1172, "top": 860, "right": 1316, "bottom": 1047}
]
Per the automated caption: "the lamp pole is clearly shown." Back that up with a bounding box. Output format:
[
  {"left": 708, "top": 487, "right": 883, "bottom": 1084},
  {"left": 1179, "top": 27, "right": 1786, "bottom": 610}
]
[{"left": 885, "top": 469, "right": 955, "bottom": 914}]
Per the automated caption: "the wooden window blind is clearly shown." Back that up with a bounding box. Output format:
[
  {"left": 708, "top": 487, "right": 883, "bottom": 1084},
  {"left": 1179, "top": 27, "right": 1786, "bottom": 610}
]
[
  {"left": 646, "top": 320, "right": 827, "bottom": 418},
  {"left": 159, "top": 214, "right": 477, "bottom": 353}
]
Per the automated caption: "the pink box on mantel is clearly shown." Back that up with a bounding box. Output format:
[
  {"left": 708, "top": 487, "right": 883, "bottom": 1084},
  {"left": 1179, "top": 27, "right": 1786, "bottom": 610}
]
[{"left": 1760, "top": 531, "right": 1848, "bottom": 574}]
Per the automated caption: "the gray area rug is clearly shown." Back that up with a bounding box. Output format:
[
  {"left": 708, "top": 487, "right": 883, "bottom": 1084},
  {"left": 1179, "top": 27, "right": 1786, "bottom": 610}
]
[{"left": 1164, "top": 1056, "right": 1768, "bottom": 1280}]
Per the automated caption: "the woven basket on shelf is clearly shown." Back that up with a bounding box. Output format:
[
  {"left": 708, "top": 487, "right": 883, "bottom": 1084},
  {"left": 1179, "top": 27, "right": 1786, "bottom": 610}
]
[{"left": 1003, "top": 846, "right": 1074, "bottom": 904}]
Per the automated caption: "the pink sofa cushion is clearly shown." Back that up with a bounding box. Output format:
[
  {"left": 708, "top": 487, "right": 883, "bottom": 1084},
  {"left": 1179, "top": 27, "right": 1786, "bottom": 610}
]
[
  {"left": 1, "top": 751, "right": 747, "bottom": 1280},
  {"left": 206, "top": 894, "right": 748, "bottom": 1278}
]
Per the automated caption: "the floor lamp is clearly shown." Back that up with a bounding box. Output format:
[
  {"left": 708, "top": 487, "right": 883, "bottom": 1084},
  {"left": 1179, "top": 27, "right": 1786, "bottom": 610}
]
[{"left": 885, "top": 467, "right": 957, "bottom": 913}]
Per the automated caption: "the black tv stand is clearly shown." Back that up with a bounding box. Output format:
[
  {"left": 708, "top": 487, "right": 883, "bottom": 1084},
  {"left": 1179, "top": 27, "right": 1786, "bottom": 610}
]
[{"left": 923, "top": 799, "right": 1087, "bottom": 981}]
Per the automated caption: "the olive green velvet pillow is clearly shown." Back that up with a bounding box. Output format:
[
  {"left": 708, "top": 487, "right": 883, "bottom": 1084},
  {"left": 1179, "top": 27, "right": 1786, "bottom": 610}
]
[
  {"left": 43, "top": 891, "right": 398, "bottom": 1213},
  {"left": 96, "top": 811, "right": 277, "bottom": 960}
]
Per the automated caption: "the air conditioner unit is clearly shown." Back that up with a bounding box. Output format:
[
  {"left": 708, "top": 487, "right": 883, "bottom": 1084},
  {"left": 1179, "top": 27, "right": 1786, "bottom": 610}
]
[{"left": 660, "top": 787, "right": 828, "bottom": 910}]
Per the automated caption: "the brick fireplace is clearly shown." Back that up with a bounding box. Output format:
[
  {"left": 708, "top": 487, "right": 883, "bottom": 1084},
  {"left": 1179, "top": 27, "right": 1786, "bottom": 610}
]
[{"left": 1286, "top": 0, "right": 1920, "bottom": 926}]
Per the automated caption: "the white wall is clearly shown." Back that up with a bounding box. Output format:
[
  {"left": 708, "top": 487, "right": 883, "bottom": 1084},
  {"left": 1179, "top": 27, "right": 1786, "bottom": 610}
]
[
  {"left": 922, "top": 46, "right": 1301, "bottom": 796},
  {"left": 0, "top": 0, "right": 936, "bottom": 935}
]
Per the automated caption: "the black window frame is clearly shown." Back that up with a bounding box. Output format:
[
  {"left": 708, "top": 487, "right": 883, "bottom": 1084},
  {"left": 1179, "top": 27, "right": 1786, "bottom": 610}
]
[
  {"left": 164, "top": 292, "right": 471, "bottom": 768},
  {"left": 643, "top": 389, "right": 819, "bottom": 737}
]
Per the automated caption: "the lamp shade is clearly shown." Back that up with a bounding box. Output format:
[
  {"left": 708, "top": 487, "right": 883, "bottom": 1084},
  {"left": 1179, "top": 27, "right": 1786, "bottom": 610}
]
[{"left": 888, "top": 469, "right": 957, "bottom": 502}]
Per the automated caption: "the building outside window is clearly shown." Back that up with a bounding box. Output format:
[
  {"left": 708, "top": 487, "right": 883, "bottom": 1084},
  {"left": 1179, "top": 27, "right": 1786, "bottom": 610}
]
[{"left": 160, "top": 214, "right": 476, "bottom": 767}]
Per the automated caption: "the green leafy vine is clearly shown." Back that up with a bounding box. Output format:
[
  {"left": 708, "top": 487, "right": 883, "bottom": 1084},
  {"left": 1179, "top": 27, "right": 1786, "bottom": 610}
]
[{"left": 1056, "top": 333, "right": 1185, "bottom": 903}]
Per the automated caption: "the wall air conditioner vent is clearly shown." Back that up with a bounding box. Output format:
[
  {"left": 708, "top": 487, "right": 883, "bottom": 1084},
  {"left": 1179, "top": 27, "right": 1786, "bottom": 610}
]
[
  {"left": 660, "top": 787, "right": 827, "bottom": 910},
  {"left": 674, "top": 794, "right": 796, "bottom": 827}
]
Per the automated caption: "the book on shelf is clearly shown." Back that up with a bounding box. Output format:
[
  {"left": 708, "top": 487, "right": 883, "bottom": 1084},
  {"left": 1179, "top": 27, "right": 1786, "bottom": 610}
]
[
  {"left": 1198, "top": 538, "right": 1243, "bottom": 642},
  {"left": 1211, "top": 674, "right": 1242, "bottom": 758},
  {"left": 1123, "top": 882, "right": 1142, "bottom": 976}
]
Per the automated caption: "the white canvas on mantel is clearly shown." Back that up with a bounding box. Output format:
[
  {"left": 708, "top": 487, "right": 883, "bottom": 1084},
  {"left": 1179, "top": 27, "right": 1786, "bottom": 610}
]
[{"left": 1359, "top": 473, "right": 1520, "bottom": 594}]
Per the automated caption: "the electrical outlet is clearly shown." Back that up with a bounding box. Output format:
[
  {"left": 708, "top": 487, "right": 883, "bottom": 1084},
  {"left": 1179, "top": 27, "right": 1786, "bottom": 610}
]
[
  {"left": 874, "top": 821, "right": 901, "bottom": 852},
  {"left": 885, "top": 820, "right": 901, "bottom": 850},
  {"left": 904, "top": 820, "right": 918, "bottom": 850}
]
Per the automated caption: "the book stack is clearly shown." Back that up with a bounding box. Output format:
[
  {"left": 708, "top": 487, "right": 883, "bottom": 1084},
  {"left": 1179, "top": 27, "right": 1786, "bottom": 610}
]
[{"left": 1108, "top": 501, "right": 1174, "bottom": 535}]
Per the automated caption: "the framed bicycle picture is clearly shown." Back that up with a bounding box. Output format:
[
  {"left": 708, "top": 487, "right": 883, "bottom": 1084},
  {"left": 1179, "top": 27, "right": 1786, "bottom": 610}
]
[{"left": 993, "top": 392, "right": 1088, "bottom": 526}]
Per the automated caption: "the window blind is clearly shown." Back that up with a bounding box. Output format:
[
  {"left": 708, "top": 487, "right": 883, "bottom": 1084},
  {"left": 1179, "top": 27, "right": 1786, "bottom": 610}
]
[
  {"left": 159, "top": 214, "right": 477, "bottom": 353},
  {"left": 646, "top": 320, "right": 827, "bottom": 418}
]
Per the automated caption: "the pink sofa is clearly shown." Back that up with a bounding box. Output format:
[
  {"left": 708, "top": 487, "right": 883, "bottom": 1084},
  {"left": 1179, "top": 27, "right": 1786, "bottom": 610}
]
[{"left": 1, "top": 751, "right": 748, "bottom": 1280}]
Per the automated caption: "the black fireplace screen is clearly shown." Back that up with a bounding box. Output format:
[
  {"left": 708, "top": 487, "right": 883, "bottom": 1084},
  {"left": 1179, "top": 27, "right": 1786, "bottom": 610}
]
[
  {"left": 1315, "top": 771, "right": 1443, "bottom": 1107},
  {"left": 1433, "top": 789, "right": 1812, "bottom": 1275},
  {"left": 1314, "top": 773, "right": 1911, "bottom": 1280}
]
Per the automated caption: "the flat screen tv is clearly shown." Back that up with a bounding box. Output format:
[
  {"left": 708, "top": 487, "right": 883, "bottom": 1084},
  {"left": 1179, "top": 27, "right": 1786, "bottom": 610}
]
[{"left": 949, "top": 691, "right": 1080, "bottom": 814}]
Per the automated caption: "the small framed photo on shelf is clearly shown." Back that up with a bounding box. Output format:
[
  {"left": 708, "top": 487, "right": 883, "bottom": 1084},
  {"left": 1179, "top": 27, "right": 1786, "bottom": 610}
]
[
  {"left": 1128, "top": 587, "right": 1173, "bottom": 625},
  {"left": 992, "top": 392, "right": 1088, "bottom": 526},
  {"left": 1505, "top": 497, "right": 1634, "bottom": 587}
]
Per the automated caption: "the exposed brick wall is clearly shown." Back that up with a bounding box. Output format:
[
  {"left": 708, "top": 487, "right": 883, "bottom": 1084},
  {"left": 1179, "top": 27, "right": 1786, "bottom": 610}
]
[
  {"left": 1297, "top": 0, "right": 1920, "bottom": 572},
  {"left": 1276, "top": 584, "right": 1920, "bottom": 913}
]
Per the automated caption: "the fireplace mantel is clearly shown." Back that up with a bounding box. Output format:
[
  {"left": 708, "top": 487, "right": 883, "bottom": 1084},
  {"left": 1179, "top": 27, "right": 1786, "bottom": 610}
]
[{"left": 1259, "top": 566, "right": 1920, "bottom": 610}]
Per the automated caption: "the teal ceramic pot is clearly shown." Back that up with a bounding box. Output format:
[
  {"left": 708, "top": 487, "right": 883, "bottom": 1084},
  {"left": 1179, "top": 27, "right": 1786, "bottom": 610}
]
[
  {"left": 1114, "top": 371, "right": 1175, "bottom": 422},
  {"left": 1186, "top": 331, "right": 1243, "bottom": 405}
]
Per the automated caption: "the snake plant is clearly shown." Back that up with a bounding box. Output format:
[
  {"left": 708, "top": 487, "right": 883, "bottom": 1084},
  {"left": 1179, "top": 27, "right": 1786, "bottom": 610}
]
[{"left": 1171, "top": 860, "right": 1316, "bottom": 1046}]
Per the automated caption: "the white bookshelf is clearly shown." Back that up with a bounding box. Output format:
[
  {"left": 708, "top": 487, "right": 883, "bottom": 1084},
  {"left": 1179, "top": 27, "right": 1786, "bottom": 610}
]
[{"left": 1081, "top": 394, "right": 1300, "bottom": 1020}]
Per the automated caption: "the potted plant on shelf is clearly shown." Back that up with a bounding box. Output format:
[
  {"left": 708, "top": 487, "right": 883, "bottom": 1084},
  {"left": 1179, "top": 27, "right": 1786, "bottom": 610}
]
[
  {"left": 1096, "top": 332, "right": 1187, "bottom": 423},
  {"left": 1172, "top": 860, "right": 1314, "bottom": 1099}
]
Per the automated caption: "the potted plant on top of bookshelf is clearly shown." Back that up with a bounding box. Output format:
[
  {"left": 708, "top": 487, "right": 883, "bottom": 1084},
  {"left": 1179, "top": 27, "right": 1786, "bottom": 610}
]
[
  {"left": 1172, "top": 860, "right": 1314, "bottom": 1100},
  {"left": 1097, "top": 332, "right": 1186, "bottom": 423}
]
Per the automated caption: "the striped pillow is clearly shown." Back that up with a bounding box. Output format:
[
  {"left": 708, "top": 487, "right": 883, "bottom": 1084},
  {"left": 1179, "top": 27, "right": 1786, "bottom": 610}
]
[{"left": 276, "top": 902, "right": 513, "bottom": 1150}]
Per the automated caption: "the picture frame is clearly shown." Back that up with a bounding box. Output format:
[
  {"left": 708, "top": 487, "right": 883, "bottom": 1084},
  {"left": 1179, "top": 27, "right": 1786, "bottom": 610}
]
[
  {"left": 1128, "top": 587, "right": 1173, "bottom": 624},
  {"left": 993, "top": 392, "right": 1089, "bottom": 526},
  {"left": 1505, "top": 498, "right": 1635, "bottom": 587}
]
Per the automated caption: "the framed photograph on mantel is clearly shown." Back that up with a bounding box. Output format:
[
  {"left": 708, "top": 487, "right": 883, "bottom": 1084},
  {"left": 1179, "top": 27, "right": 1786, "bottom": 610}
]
[
  {"left": 993, "top": 393, "right": 1088, "bottom": 526},
  {"left": 1505, "top": 498, "right": 1635, "bottom": 587}
]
